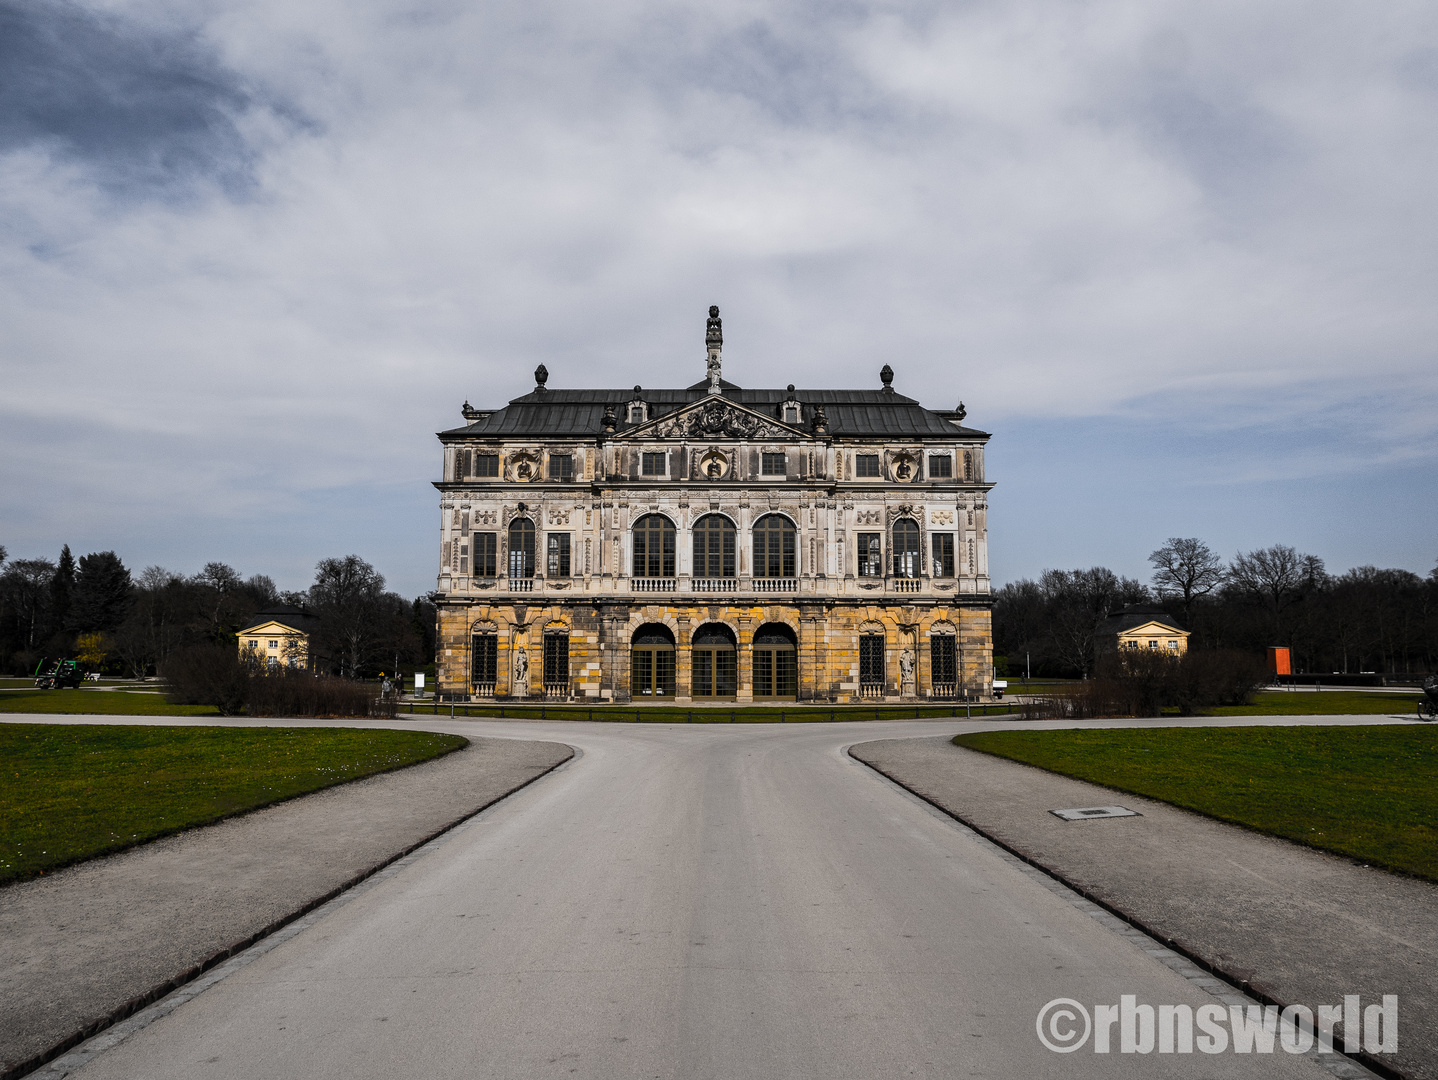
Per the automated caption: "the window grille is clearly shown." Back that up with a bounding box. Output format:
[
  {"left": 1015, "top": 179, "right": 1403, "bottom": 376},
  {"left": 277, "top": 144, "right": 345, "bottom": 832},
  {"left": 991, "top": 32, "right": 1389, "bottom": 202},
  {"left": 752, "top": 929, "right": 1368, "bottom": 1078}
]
[
  {"left": 859, "top": 635, "right": 885, "bottom": 686},
  {"left": 471, "top": 634, "right": 497, "bottom": 684},
  {"left": 930, "top": 636, "right": 957, "bottom": 684},
  {"left": 855, "top": 454, "right": 881, "bottom": 477},
  {"left": 543, "top": 633, "right": 569, "bottom": 683}
]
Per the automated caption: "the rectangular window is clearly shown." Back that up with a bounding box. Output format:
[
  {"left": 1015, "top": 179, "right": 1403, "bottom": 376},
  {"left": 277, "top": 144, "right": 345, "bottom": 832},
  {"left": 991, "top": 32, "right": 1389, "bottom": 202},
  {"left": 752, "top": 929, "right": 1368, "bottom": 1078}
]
[
  {"left": 543, "top": 634, "right": 569, "bottom": 683},
  {"left": 931, "top": 636, "right": 957, "bottom": 685},
  {"left": 860, "top": 635, "right": 885, "bottom": 686},
  {"left": 855, "top": 454, "right": 880, "bottom": 477},
  {"left": 932, "top": 534, "right": 955, "bottom": 577},
  {"left": 928, "top": 454, "right": 952, "bottom": 477},
  {"left": 857, "top": 533, "right": 882, "bottom": 577},
  {"left": 761, "top": 452, "right": 786, "bottom": 476},
  {"left": 548, "top": 454, "right": 573, "bottom": 481},
  {"left": 475, "top": 453, "right": 499, "bottom": 477},
  {"left": 641, "top": 452, "right": 666, "bottom": 475},
  {"left": 471, "top": 634, "right": 497, "bottom": 684},
  {"left": 547, "top": 533, "right": 571, "bottom": 576},
  {"left": 783, "top": 406, "right": 800, "bottom": 424},
  {"left": 473, "top": 533, "right": 497, "bottom": 576},
  {"left": 459, "top": 542, "right": 468, "bottom": 574}
]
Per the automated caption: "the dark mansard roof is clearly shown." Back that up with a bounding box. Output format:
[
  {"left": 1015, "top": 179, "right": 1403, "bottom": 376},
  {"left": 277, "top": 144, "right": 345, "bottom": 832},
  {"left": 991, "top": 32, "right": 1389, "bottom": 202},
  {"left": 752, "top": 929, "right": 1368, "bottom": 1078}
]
[{"left": 440, "top": 379, "right": 988, "bottom": 441}]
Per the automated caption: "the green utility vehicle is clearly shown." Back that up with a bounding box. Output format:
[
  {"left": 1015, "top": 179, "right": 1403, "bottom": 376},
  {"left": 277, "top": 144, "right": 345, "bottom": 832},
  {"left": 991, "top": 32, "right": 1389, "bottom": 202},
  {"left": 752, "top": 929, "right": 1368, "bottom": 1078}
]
[{"left": 34, "top": 658, "right": 84, "bottom": 690}]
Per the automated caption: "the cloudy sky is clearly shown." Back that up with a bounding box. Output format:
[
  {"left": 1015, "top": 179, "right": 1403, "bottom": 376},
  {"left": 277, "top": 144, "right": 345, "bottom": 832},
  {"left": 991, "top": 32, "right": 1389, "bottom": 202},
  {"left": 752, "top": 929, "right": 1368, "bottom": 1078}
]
[{"left": 2, "top": 0, "right": 1436, "bottom": 598}]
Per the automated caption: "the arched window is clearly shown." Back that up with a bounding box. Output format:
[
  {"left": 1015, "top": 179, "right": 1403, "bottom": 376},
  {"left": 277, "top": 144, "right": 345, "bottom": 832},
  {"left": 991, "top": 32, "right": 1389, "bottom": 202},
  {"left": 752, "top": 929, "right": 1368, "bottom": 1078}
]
[
  {"left": 892, "top": 518, "right": 920, "bottom": 578},
  {"left": 508, "top": 518, "right": 535, "bottom": 578},
  {"left": 753, "top": 623, "right": 797, "bottom": 699},
  {"left": 632, "top": 514, "right": 676, "bottom": 578},
  {"left": 753, "top": 514, "right": 796, "bottom": 578},
  {"left": 692, "top": 623, "right": 737, "bottom": 698},
  {"left": 631, "top": 623, "right": 675, "bottom": 698},
  {"left": 693, "top": 514, "right": 736, "bottom": 578}
]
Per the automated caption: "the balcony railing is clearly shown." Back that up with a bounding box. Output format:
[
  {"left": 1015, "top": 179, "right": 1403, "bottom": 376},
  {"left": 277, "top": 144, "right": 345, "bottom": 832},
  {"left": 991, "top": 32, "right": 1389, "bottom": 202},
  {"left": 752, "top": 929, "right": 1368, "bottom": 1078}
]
[
  {"left": 931, "top": 682, "right": 956, "bottom": 700},
  {"left": 755, "top": 577, "right": 798, "bottom": 592},
  {"left": 631, "top": 578, "right": 677, "bottom": 592},
  {"left": 473, "top": 681, "right": 496, "bottom": 698},
  {"left": 692, "top": 578, "right": 738, "bottom": 592},
  {"left": 508, "top": 577, "right": 534, "bottom": 592},
  {"left": 859, "top": 683, "right": 884, "bottom": 699},
  {"left": 543, "top": 681, "right": 569, "bottom": 699},
  {"left": 889, "top": 578, "right": 921, "bottom": 593}
]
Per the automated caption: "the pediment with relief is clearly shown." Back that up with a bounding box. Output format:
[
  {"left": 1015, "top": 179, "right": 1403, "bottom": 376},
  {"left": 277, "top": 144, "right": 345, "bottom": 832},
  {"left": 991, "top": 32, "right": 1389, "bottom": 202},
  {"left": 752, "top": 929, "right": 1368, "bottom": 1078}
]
[{"left": 636, "top": 397, "right": 795, "bottom": 441}]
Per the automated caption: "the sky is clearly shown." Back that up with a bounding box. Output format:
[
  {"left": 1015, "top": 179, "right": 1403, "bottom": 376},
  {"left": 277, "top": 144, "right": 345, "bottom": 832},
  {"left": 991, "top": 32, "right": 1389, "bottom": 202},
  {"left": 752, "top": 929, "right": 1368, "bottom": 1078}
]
[{"left": 2, "top": 0, "right": 1436, "bottom": 599}]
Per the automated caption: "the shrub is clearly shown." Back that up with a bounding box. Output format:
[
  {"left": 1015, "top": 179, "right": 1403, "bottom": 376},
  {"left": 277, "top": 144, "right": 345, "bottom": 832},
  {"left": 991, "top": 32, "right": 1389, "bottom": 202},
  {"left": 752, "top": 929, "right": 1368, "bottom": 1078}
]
[
  {"left": 160, "top": 645, "right": 250, "bottom": 715},
  {"left": 161, "top": 647, "right": 382, "bottom": 717},
  {"left": 1020, "top": 649, "right": 1267, "bottom": 719}
]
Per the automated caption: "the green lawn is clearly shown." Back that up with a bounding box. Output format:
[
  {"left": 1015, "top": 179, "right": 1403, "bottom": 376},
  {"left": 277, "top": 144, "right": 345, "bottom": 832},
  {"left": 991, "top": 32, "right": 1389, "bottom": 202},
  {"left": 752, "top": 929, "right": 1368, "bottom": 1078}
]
[
  {"left": 405, "top": 701, "right": 1017, "bottom": 722},
  {"left": 0, "top": 724, "right": 467, "bottom": 885},
  {"left": 1199, "top": 690, "right": 1424, "bottom": 717},
  {"left": 952, "top": 726, "right": 1438, "bottom": 881},
  {"left": 0, "top": 687, "right": 220, "bottom": 715}
]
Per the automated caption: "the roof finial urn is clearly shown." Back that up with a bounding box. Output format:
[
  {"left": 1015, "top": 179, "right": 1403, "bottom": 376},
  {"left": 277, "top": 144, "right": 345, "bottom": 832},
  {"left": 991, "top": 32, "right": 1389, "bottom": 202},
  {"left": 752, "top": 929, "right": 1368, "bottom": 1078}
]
[
  {"left": 534, "top": 364, "right": 549, "bottom": 391},
  {"left": 880, "top": 364, "right": 894, "bottom": 392},
  {"left": 705, "top": 305, "right": 723, "bottom": 395}
]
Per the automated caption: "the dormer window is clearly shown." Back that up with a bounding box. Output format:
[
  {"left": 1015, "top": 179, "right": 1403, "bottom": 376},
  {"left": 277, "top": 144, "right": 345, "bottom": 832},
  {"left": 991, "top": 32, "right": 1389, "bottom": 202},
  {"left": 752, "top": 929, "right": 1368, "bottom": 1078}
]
[
  {"left": 780, "top": 385, "right": 802, "bottom": 426},
  {"left": 627, "top": 386, "right": 647, "bottom": 425}
]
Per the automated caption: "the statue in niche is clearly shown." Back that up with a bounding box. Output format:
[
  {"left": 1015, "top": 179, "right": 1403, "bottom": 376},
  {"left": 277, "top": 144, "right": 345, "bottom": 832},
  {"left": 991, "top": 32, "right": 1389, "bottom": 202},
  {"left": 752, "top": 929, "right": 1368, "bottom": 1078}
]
[
  {"left": 513, "top": 647, "right": 529, "bottom": 695},
  {"left": 899, "top": 649, "right": 916, "bottom": 693}
]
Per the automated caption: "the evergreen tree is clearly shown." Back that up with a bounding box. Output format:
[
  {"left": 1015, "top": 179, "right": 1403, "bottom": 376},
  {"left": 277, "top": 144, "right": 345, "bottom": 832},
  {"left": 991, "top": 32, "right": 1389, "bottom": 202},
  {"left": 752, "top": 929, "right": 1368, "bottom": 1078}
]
[
  {"left": 50, "top": 545, "right": 75, "bottom": 632},
  {"left": 69, "top": 551, "right": 133, "bottom": 633}
]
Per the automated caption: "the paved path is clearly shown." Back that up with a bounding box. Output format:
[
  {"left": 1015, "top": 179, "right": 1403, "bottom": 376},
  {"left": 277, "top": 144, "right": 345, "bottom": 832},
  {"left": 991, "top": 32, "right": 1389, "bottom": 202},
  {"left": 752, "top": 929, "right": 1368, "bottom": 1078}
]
[
  {"left": 851, "top": 729, "right": 1436, "bottom": 1080},
  {"left": 0, "top": 729, "right": 571, "bottom": 1077},
  {"left": 8, "top": 716, "right": 1394, "bottom": 1080}
]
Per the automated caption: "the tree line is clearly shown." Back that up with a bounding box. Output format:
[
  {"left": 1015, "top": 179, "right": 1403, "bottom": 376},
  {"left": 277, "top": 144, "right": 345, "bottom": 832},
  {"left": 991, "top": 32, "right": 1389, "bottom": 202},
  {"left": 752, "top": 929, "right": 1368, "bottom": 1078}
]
[
  {"left": 0, "top": 544, "right": 435, "bottom": 679},
  {"left": 995, "top": 539, "right": 1438, "bottom": 678}
]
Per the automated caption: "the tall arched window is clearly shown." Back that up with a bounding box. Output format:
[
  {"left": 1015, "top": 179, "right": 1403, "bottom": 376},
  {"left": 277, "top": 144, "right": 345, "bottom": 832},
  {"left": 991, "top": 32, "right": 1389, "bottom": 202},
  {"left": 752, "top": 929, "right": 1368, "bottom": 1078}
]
[
  {"left": 692, "top": 623, "right": 737, "bottom": 698},
  {"left": 892, "top": 518, "right": 920, "bottom": 578},
  {"left": 508, "top": 518, "right": 535, "bottom": 578},
  {"left": 693, "top": 514, "right": 736, "bottom": 578},
  {"left": 753, "top": 623, "right": 797, "bottom": 699},
  {"left": 631, "top": 623, "right": 675, "bottom": 698},
  {"left": 632, "top": 514, "right": 676, "bottom": 578},
  {"left": 753, "top": 514, "right": 796, "bottom": 578}
]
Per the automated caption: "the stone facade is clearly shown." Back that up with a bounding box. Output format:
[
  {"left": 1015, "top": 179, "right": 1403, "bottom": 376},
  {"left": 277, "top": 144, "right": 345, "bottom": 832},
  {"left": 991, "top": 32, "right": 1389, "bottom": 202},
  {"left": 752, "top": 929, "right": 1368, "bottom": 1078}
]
[{"left": 433, "top": 309, "right": 994, "bottom": 704}]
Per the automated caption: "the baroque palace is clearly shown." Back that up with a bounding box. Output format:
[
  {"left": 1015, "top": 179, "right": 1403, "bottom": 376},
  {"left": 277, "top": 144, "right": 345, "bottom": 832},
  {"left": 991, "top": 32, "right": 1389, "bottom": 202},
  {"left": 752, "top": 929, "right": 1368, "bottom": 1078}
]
[{"left": 433, "top": 307, "right": 994, "bottom": 703}]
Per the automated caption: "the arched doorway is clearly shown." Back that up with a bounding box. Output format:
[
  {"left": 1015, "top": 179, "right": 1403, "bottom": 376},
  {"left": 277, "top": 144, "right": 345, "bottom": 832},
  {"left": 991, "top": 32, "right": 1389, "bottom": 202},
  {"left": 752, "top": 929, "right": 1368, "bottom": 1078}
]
[
  {"left": 632, "top": 514, "right": 676, "bottom": 579},
  {"left": 692, "top": 623, "right": 737, "bottom": 699},
  {"left": 508, "top": 518, "right": 535, "bottom": 579},
  {"left": 892, "top": 518, "right": 920, "bottom": 578},
  {"left": 692, "top": 514, "right": 736, "bottom": 578},
  {"left": 753, "top": 623, "right": 797, "bottom": 699},
  {"left": 631, "top": 623, "right": 675, "bottom": 698},
  {"left": 753, "top": 514, "right": 797, "bottom": 578}
]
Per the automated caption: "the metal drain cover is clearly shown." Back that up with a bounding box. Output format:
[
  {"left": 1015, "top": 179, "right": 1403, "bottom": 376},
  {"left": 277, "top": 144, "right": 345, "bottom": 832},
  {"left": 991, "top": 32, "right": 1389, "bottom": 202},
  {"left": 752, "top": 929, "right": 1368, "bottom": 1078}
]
[{"left": 1050, "top": 805, "right": 1140, "bottom": 821}]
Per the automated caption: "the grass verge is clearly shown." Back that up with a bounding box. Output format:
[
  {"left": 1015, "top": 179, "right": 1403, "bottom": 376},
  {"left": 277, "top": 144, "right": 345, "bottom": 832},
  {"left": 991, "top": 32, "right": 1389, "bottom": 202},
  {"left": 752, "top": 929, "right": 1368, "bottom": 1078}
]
[
  {"left": 0, "top": 688, "right": 220, "bottom": 716},
  {"left": 0, "top": 724, "right": 467, "bottom": 885},
  {"left": 1196, "top": 690, "right": 1424, "bottom": 716},
  {"left": 404, "top": 701, "right": 1017, "bottom": 722},
  {"left": 952, "top": 725, "right": 1438, "bottom": 881}
]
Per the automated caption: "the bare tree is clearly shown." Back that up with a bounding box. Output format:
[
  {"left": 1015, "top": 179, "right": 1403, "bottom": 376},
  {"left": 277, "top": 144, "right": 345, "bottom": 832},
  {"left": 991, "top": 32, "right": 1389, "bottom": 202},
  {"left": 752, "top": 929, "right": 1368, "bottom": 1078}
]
[
  {"left": 309, "top": 555, "right": 387, "bottom": 678},
  {"left": 1148, "top": 538, "right": 1223, "bottom": 624},
  {"left": 1229, "top": 545, "right": 1326, "bottom": 641},
  {"left": 1, "top": 559, "right": 55, "bottom": 650}
]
